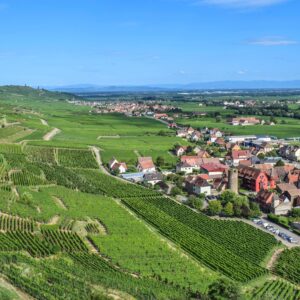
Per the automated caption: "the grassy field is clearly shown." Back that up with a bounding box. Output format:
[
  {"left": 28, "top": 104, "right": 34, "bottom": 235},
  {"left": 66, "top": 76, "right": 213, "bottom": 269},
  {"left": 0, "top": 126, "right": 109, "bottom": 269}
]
[{"left": 176, "top": 116, "right": 300, "bottom": 138}]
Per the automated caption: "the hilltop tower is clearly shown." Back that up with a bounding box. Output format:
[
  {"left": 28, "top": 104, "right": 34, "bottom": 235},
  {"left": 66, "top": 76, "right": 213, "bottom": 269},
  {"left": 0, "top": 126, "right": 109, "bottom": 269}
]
[{"left": 228, "top": 168, "right": 239, "bottom": 194}]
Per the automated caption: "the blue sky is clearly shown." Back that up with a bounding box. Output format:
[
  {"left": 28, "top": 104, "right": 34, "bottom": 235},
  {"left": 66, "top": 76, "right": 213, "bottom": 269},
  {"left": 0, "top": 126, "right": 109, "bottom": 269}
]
[{"left": 0, "top": 0, "right": 299, "bottom": 86}]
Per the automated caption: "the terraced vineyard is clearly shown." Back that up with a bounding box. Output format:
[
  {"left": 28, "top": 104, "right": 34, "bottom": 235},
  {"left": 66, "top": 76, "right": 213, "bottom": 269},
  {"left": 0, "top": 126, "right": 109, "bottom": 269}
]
[
  {"left": 70, "top": 170, "right": 277, "bottom": 280},
  {"left": 0, "top": 86, "right": 298, "bottom": 299},
  {"left": 42, "top": 229, "right": 88, "bottom": 252},
  {"left": 0, "top": 231, "right": 51, "bottom": 256},
  {"left": 0, "top": 214, "right": 35, "bottom": 232},
  {"left": 58, "top": 148, "right": 98, "bottom": 168},
  {"left": 274, "top": 248, "right": 300, "bottom": 285},
  {"left": 25, "top": 145, "right": 57, "bottom": 164},
  {"left": 252, "top": 280, "right": 300, "bottom": 300}
]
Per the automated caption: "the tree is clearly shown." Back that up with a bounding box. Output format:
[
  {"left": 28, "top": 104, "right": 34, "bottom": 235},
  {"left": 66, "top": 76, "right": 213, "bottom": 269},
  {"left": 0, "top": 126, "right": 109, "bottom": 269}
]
[
  {"left": 215, "top": 116, "right": 222, "bottom": 123},
  {"left": 233, "top": 204, "right": 242, "bottom": 217},
  {"left": 220, "top": 190, "right": 237, "bottom": 205},
  {"left": 249, "top": 202, "right": 262, "bottom": 218},
  {"left": 223, "top": 202, "right": 234, "bottom": 217},
  {"left": 241, "top": 204, "right": 251, "bottom": 218},
  {"left": 257, "top": 153, "right": 265, "bottom": 160},
  {"left": 187, "top": 195, "right": 204, "bottom": 210},
  {"left": 291, "top": 208, "right": 300, "bottom": 218},
  {"left": 208, "top": 279, "right": 240, "bottom": 300},
  {"left": 171, "top": 186, "right": 181, "bottom": 196},
  {"left": 207, "top": 200, "right": 222, "bottom": 216},
  {"left": 270, "top": 116, "right": 277, "bottom": 124},
  {"left": 275, "top": 159, "right": 285, "bottom": 167},
  {"left": 156, "top": 156, "right": 165, "bottom": 167},
  {"left": 186, "top": 146, "right": 194, "bottom": 154}
]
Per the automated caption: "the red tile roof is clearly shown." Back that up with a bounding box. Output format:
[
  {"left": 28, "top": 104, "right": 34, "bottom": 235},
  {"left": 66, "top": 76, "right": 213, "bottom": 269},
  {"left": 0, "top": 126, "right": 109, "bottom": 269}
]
[{"left": 138, "top": 157, "right": 155, "bottom": 170}]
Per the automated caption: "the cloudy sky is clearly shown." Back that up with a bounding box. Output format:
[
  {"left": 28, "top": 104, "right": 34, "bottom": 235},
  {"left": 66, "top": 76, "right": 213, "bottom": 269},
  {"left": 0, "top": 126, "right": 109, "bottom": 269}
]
[{"left": 0, "top": 0, "right": 299, "bottom": 86}]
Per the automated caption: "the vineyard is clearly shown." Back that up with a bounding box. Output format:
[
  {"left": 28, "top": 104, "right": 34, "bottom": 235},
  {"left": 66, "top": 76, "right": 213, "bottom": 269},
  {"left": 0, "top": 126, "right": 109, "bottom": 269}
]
[
  {"left": 58, "top": 148, "right": 98, "bottom": 169},
  {"left": 122, "top": 197, "right": 267, "bottom": 282},
  {"left": 85, "top": 222, "right": 100, "bottom": 234},
  {"left": 67, "top": 170, "right": 277, "bottom": 282},
  {"left": 0, "top": 88, "right": 299, "bottom": 300},
  {"left": 0, "top": 214, "right": 35, "bottom": 232},
  {"left": 25, "top": 145, "right": 57, "bottom": 164},
  {"left": 252, "top": 280, "right": 300, "bottom": 300},
  {"left": 0, "top": 231, "right": 51, "bottom": 256},
  {"left": 0, "top": 252, "right": 190, "bottom": 300},
  {"left": 274, "top": 248, "right": 300, "bottom": 285},
  {"left": 10, "top": 169, "right": 46, "bottom": 186},
  {"left": 42, "top": 229, "right": 88, "bottom": 252}
]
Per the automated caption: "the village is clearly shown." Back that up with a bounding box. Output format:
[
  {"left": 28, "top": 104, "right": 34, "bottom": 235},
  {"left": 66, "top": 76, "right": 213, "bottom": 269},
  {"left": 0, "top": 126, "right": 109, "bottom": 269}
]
[
  {"left": 68, "top": 99, "right": 178, "bottom": 117},
  {"left": 107, "top": 115, "right": 300, "bottom": 244}
]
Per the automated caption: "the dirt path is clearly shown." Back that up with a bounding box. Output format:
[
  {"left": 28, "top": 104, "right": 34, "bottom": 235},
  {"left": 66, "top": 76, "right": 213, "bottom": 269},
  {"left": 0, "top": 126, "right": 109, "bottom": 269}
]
[
  {"left": 47, "top": 215, "right": 60, "bottom": 225},
  {"left": 43, "top": 128, "right": 61, "bottom": 141},
  {"left": 266, "top": 248, "right": 284, "bottom": 270},
  {"left": 52, "top": 196, "right": 67, "bottom": 210},
  {"left": 40, "top": 119, "right": 49, "bottom": 126},
  {"left": 85, "top": 236, "right": 100, "bottom": 253},
  {"left": 0, "top": 276, "right": 34, "bottom": 300},
  {"left": 12, "top": 186, "right": 19, "bottom": 199},
  {"left": 134, "top": 150, "right": 141, "bottom": 157},
  {"left": 90, "top": 146, "right": 110, "bottom": 174},
  {"left": 90, "top": 146, "right": 134, "bottom": 184},
  {"left": 97, "top": 135, "right": 120, "bottom": 140}
]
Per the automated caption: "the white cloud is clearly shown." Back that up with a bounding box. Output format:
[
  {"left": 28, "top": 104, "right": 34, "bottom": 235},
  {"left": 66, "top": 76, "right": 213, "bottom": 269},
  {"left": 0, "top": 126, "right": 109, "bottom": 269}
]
[
  {"left": 199, "top": 0, "right": 288, "bottom": 8},
  {"left": 237, "top": 69, "right": 248, "bottom": 75},
  {"left": 248, "top": 37, "right": 298, "bottom": 46}
]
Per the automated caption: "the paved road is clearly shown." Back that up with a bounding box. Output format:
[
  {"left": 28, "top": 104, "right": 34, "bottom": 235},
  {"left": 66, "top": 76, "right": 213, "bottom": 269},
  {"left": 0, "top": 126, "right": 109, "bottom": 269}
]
[{"left": 260, "top": 215, "right": 300, "bottom": 248}]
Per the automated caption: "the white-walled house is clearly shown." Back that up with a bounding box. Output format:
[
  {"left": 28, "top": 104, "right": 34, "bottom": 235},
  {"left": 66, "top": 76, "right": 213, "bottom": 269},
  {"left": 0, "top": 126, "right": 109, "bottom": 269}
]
[{"left": 137, "top": 157, "right": 156, "bottom": 173}]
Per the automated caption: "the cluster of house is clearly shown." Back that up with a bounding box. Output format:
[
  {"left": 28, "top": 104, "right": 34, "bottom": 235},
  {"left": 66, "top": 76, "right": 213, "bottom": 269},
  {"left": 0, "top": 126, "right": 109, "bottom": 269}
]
[
  {"left": 109, "top": 156, "right": 165, "bottom": 187},
  {"left": 108, "top": 158, "right": 128, "bottom": 174},
  {"left": 93, "top": 101, "right": 176, "bottom": 116},
  {"left": 229, "top": 117, "right": 261, "bottom": 126},
  {"left": 256, "top": 170, "right": 300, "bottom": 215},
  {"left": 223, "top": 100, "right": 257, "bottom": 108},
  {"left": 173, "top": 134, "right": 300, "bottom": 215},
  {"left": 107, "top": 116, "right": 300, "bottom": 217},
  {"left": 69, "top": 100, "right": 177, "bottom": 116},
  {"left": 176, "top": 127, "right": 223, "bottom": 143}
]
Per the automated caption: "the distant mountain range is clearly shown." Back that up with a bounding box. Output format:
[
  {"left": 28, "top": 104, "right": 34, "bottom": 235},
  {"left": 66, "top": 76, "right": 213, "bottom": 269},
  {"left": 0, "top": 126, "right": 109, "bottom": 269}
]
[{"left": 48, "top": 81, "right": 300, "bottom": 93}]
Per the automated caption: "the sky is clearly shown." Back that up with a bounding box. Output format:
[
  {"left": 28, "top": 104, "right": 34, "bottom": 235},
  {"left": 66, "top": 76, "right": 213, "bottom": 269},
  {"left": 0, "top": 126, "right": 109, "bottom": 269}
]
[{"left": 0, "top": 0, "right": 299, "bottom": 86}]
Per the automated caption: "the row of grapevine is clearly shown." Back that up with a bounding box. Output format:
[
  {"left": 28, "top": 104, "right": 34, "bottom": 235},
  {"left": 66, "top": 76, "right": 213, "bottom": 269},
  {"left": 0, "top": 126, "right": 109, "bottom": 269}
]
[
  {"left": 0, "top": 215, "right": 35, "bottom": 232},
  {"left": 85, "top": 223, "right": 100, "bottom": 234},
  {"left": 24, "top": 145, "right": 57, "bottom": 164},
  {"left": 122, "top": 197, "right": 267, "bottom": 282},
  {"left": 0, "top": 252, "right": 189, "bottom": 300},
  {"left": 69, "top": 252, "right": 189, "bottom": 299},
  {"left": 58, "top": 148, "right": 98, "bottom": 169},
  {"left": 0, "top": 231, "right": 51, "bottom": 256},
  {"left": 76, "top": 170, "right": 277, "bottom": 262},
  {"left": 59, "top": 218, "right": 74, "bottom": 231},
  {"left": 10, "top": 170, "right": 46, "bottom": 186},
  {"left": 0, "top": 253, "right": 94, "bottom": 300},
  {"left": 274, "top": 248, "right": 300, "bottom": 285},
  {"left": 0, "top": 143, "right": 23, "bottom": 154},
  {"left": 42, "top": 229, "right": 88, "bottom": 252},
  {"left": 252, "top": 280, "right": 300, "bottom": 300},
  {"left": 131, "top": 195, "right": 278, "bottom": 264}
]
